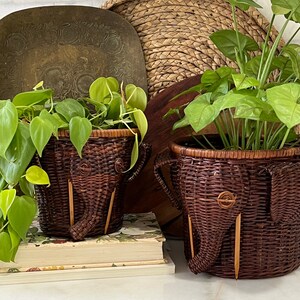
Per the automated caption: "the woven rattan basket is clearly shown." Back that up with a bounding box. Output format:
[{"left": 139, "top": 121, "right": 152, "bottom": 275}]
[
  {"left": 154, "top": 136, "right": 300, "bottom": 279},
  {"left": 102, "top": 0, "right": 279, "bottom": 97},
  {"left": 35, "top": 129, "right": 150, "bottom": 241}
]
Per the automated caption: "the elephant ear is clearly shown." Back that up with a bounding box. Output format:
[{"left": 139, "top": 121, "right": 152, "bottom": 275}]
[
  {"left": 265, "top": 162, "right": 300, "bottom": 224},
  {"left": 186, "top": 161, "right": 250, "bottom": 274}
]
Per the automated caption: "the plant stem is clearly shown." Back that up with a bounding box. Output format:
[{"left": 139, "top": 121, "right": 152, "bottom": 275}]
[
  {"left": 259, "top": 14, "right": 293, "bottom": 88},
  {"left": 214, "top": 118, "right": 230, "bottom": 149},
  {"left": 201, "top": 134, "right": 216, "bottom": 150},
  {"left": 258, "top": 14, "right": 275, "bottom": 79},
  {"left": 267, "top": 124, "right": 285, "bottom": 148},
  {"left": 192, "top": 135, "right": 208, "bottom": 149},
  {"left": 279, "top": 127, "right": 291, "bottom": 149},
  {"left": 0, "top": 222, "right": 9, "bottom": 233},
  {"left": 281, "top": 27, "right": 300, "bottom": 52},
  {"left": 231, "top": 5, "right": 245, "bottom": 73}
]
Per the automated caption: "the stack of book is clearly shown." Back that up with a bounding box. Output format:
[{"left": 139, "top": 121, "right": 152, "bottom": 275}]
[{"left": 0, "top": 212, "right": 174, "bottom": 285}]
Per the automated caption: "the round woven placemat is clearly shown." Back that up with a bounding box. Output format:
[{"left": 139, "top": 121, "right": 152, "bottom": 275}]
[{"left": 102, "top": 0, "right": 279, "bottom": 97}]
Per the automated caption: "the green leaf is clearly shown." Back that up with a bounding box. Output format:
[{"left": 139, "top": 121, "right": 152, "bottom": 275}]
[
  {"left": 39, "top": 110, "right": 60, "bottom": 137},
  {"left": 8, "top": 195, "right": 37, "bottom": 240},
  {"left": 89, "top": 77, "right": 119, "bottom": 103},
  {"left": 271, "top": 5, "right": 291, "bottom": 14},
  {"left": 0, "top": 176, "right": 6, "bottom": 190},
  {"left": 210, "top": 30, "right": 259, "bottom": 61},
  {"left": 8, "top": 225, "right": 21, "bottom": 261},
  {"left": 69, "top": 117, "right": 92, "bottom": 158},
  {"left": 232, "top": 74, "right": 260, "bottom": 90},
  {"left": 282, "top": 45, "right": 300, "bottom": 79},
  {"left": 267, "top": 83, "right": 300, "bottom": 128},
  {"left": 29, "top": 116, "right": 53, "bottom": 157},
  {"left": 201, "top": 67, "right": 234, "bottom": 86},
  {"left": 234, "top": 96, "right": 278, "bottom": 122},
  {"left": 125, "top": 84, "right": 147, "bottom": 111},
  {"left": 184, "top": 93, "right": 219, "bottom": 132},
  {"left": 0, "top": 232, "right": 12, "bottom": 262},
  {"left": 173, "top": 115, "right": 190, "bottom": 130},
  {"left": 170, "top": 84, "right": 203, "bottom": 101},
  {"left": 12, "top": 89, "right": 52, "bottom": 106},
  {"left": 107, "top": 93, "right": 122, "bottom": 120},
  {"left": 19, "top": 177, "right": 35, "bottom": 197},
  {"left": 128, "top": 133, "right": 139, "bottom": 171},
  {"left": 0, "top": 123, "right": 36, "bottom": 186},
  {"left": 271, "top": 0, "right": 300, "bottom": 21},
  {"left": 52, "top": 113, "right": 69, "bottom": 129},
  {"left": 55, "top": 99, "right": 85, "bottom": 122},
  {"left": 131, "top": 109, "right": 148, "bottom": 143},
  {"left": 228, "top": 0, "right": 262, "bottom": 10},
  {"left": 25, "top": 166, "right": 50, "bottom": 185},
  {"left": 0, "top": 100, "right": 18, "bottom": 159},
  {"left": 0, "top": 189, "right": 16, "bottom": 220}
]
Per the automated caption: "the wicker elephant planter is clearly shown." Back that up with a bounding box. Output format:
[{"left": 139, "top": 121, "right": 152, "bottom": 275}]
[
  {"left": 36, "top": 129, "right": 150, "bottom": 241},
  {"left": 154, "top": 136, "right": 300, "bottom": 279}
]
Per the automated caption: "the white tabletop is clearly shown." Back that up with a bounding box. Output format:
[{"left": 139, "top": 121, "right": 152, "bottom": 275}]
[{"left": 0, "top": 239, "right": 300, "bottom": 300}]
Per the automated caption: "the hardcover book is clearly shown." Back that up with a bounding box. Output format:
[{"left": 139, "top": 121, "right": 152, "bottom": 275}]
[{"left": 0, "top": 212, "right": 175, "bottom": 285}]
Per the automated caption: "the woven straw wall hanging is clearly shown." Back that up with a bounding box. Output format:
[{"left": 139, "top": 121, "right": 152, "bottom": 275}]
[{"left": 102, "top": 0, "right": 279, "bottom": 98}]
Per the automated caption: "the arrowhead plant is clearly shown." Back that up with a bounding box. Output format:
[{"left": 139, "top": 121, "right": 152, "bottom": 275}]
[{"left": 166, "top": 0, "right": 300, "bottom": 150}]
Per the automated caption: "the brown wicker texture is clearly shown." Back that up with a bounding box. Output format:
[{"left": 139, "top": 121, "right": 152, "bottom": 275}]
[
  {"left": 102, "top": 0, "right": 280, "bottom": 97},
  {"left": 154, "top": 137, "right": 300, "bottom": 278},
  {"left": 35, "top": 129, "right": 151, "bottom": 241}
]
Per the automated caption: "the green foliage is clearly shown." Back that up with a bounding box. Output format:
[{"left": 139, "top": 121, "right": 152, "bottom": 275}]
[
  {"left": 0, "top": 76, "right": 148, "bottom": 262},
  {"left": 69, "top": 117, "right": 92, "bottom": 158},
  {"left": 167, "top": 0, "right": 300, "bottom": 151}
]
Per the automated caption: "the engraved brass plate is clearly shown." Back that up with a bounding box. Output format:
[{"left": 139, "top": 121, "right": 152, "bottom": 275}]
[{"left": 0, "top": 6, "right": 148, "bottom": 99}]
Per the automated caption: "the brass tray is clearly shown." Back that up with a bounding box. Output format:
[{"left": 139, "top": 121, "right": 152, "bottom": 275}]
[{"left": 0, "top": 6, "right": 147, "bottom": 99}]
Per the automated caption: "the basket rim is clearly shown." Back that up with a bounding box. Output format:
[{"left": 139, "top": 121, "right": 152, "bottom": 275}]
[
  {"left": 170, "top": 136, "right": 300, "bottom": 160},
  {"left": 58, "top": 128, "right": 139, "bottom": 138}
]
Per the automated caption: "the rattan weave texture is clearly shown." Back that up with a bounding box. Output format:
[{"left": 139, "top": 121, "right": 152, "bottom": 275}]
[
  {"left": 102, "top": 0, "right": 279, "bottom": 97},
  {"left": 35, "top": 129, "right": 150, "bottom": 240},
  {"left": 154, "top": 139, "right": 300, "bottom": 278}
]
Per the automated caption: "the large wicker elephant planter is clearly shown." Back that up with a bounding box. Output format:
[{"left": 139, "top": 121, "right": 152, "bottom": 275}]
[{"left": 154, "top": 136, "right": 300, "bottom": 279}]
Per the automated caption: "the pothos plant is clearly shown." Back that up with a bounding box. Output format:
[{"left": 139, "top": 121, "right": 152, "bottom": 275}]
[
  {"left": 0, "top": 76, "right": 148, "bottom": 262},
  {"left": 167, "top": 0, "right": 300, "bottom": 150}
]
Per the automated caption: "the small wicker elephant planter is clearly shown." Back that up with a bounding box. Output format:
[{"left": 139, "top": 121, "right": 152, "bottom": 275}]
[
  {"left": 36, "top": 129, "right": 150, "bottom": 241},
  {"left": 154, "top": 136, "right": 300, "bottom": 279}
]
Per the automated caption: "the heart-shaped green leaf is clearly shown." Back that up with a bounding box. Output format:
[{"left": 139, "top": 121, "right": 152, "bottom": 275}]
[
  {"left": 232, "top": 74, "right": 260, "bottom": 90},
  {"left": 39, "top": 110, "right": 60, "bottom": 137},
  {"left": 55, "top": 99, "right": 85, "bottom": 122},
  {"left": 8, "top": 195, "right": 37, "bottom": 240},
  {"left": 25, "top": 166, "right": 50, "bottom": 185},
  {"left": 125, "top": 84, "right": 147, "bottom": 111},
  {"left": 12, "top": 89, "right": 52, "bottom": 107},
  {"left": 0, "top": 100, "right": 18, "bottom": 159},
  {"left": 0, "top": 232, "right": 12, "bottom": 262},
  {"left": 30, "top": 116, "right": 53, "bottom": 157},
  {"left": 89, "top": 77, "right": 119, "bottom": 103},
  {"left": 131, "top": 109, "right": 148, "bottom": 143},
  {"left": 128, "top": 133, "right": 139, "bottom": 171},
  {"left": 184, "top": 93, "right": 219, "bottom": 132},
  {"left": 267, "top": 83, "right": 300, "bottom": 128},
  {"left": 69, "top": 117, "right": 92, "bottom": 158},
  {"left": 0, "top": 123, "right": 36, "bottom": 186},
  {"left": 282, "top": 45, "right": 300, "bottom": 79},
  {"left": 107, "top": 92, "right": 122, "bottom": 120},
  {"left": 228, "top": 0, "right": 262, "bottom": 10},
  {"left": 19, "top": 177, "right": 35, "bottom": 197},
  {"left": 0, "top": 189, "right": 16, "bottom": 220},
  {"left": 210, "top": 30, "right": 259, "bottom": 61},
  {"left": 8, "top": 225, "right": 21, "bottom": 261}
]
